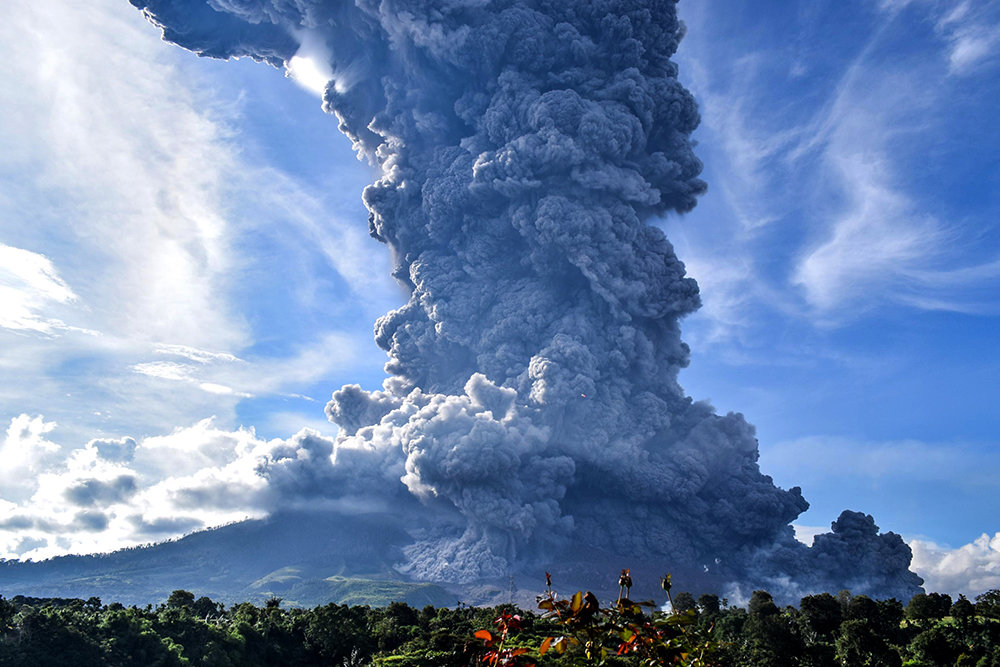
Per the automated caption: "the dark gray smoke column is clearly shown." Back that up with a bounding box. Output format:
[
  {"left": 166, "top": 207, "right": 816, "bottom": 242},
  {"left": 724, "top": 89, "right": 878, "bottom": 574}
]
[{"left": 132, "top": 0, "right": 923, "bottom": 600}]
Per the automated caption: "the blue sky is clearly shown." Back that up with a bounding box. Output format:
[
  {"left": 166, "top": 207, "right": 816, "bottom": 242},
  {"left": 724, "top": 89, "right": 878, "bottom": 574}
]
[{"left": 1, "top": 0, "right": 998, "bottom": 596}]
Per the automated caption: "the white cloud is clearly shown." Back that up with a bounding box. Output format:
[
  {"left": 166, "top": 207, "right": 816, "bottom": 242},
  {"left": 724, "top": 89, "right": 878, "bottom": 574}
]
[
  {"left": 129, "top": 331, "right": 365, "bottom": 401},
  {"left": 0, "top": 416, "right": 349, "bottom": 560},
  {"left": 792, "top": 148, "right": 943, "bottom": 314},
  {"left": 0, "top": 0, "right": 248, "bottom": 351},
  {"left": 934, "top": 1, "right": 1000, "bottom": 75},
  {"left": 135, "top": 418, "right": 260, "bottom": 477},
  {"left": 0, "top": 0, "right": 256, "bottom": 441},
  {"left": 782, "top": 36, "right": 946, "bottom": 317},
  {"left": 792, "top": 524, "right": 828, "bottom": 546},
  {"left": 132, "top": 361, "right": 197, "bottom": 382},
  {"left": 198, "top": 382, "right": 249, "bottom": 396},
  {"left": 0, "top": 245, "right": 76, "bottom": 306},
  {"left": 676, "top": 0, "right": 1000, "bottom": 336},
  {"left": 0, "top": 244, "right": 93, "bottom": 335},
  {"left": 785, "top": 28, "right": 1000, "bottom": 320},
  {"left": 0, "top": 415, "right": 61, "bottom": 500},
  {"left": 873, "top": 0, "right": 1000, "bottom": 76},
  {"left": 910, "top": 533, "right": 1000, "bottom": 597},
  {"left": 683, "top": 53, "right": 797, "bottom": 233},
  {"left": 0, "top": 0, "right": 394, "bottom": 446},
  {"left": 153, "top": 344, "right": 243, "bottom": 364}
]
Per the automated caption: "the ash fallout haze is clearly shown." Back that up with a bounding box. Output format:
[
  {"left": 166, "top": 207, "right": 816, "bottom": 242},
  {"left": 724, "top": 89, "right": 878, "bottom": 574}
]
[{"left": 1, "top": 0, "right": 998, "bottom": 603}]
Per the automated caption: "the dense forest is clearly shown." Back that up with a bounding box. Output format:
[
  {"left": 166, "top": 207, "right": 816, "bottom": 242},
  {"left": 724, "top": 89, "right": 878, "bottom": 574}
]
[{"left": 1, "top": 583, "right": 999, "bottom": 666}]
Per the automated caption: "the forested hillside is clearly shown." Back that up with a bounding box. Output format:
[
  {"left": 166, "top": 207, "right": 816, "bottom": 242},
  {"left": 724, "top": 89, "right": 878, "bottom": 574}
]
[{"left": 1, "top": 584, "right": 998, "bottom": 665}]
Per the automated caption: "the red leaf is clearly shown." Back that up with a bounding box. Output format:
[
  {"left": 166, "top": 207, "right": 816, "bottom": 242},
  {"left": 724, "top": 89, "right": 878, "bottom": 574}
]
[
  {"left": 539, "top": 636, "right": 553, "bottom": 656},
  {"left": 475, "top": 629, "right": 493, "bottom": 641}
]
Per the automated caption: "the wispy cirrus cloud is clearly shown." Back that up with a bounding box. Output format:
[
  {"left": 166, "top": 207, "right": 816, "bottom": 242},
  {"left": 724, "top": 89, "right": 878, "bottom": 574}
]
[
  {"left": 0, "top": 244, "right": 96, "bottom": 336},
  {"left": 932, "top": 1, "right": 1000, "bottom": 75},
  {"left": 787, "top": 3, "right": 1000, "bottom": 320},
  {"left": 0, "top": 0, "right": 394, "bottom": 444},
  {"left": 0, "top": 0, "right": 246, "bottom": 349},
  {"left": 130, "top": 331, "right": 365, "bottom": 401},
  {"left": 875, "top": 0, "right": 1000, "bottom": 75},
  {"left": 675, "top": 0, "right": 1000, "bottom": 340},
  {"left": 0, "top": 0, "right": 251, "bottom": 441}
]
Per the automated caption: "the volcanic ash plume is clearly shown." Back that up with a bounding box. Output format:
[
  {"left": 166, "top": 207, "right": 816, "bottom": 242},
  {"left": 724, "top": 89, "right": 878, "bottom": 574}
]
[{"left": 133, "top": 0, "right": 923, "bottom": 600}]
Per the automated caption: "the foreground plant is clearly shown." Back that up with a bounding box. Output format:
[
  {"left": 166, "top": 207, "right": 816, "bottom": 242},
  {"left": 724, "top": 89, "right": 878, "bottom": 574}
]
[
  {"left": 474, "top": 571, "right": 720, "bottom": 666},
  {"left": 475, "top": 609, "right": 536, "bottom": 666}
]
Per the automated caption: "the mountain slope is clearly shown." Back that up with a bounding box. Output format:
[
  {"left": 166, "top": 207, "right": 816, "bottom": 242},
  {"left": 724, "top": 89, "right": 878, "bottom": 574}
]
[{"left": 0, "top": 511, "right": 455, "bottom": 608}]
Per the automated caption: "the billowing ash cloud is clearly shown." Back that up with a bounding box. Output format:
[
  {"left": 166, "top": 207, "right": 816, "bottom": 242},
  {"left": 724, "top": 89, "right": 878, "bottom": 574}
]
[{"left": 132, "top": 0, "right": 922, "bottom": 600}]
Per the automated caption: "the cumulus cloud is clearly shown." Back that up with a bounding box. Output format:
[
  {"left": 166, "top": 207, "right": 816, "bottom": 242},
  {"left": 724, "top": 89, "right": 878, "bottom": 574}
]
[
  {"left": 63, "top": 475, "right": 139, "bottom": 507},
  {"left": 0, "top": 415, "right": 62, "bottom": 500},
  {"left": 127, "top": 0, "right": 925, "bottom": 600},
  {"left": 911, "top": 533, "right": 1000, "bottom": 597},
  {"left": 87, "top": 436, "right": 138, "bottom": 463},
  {"left": 0, "top": 416, "right": 360, "bottom": 560}
]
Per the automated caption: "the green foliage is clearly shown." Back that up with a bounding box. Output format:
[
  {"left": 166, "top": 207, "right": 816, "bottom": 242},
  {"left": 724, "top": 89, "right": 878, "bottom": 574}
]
[
  {"left": 976, "top": 589, "right": 1000, "bottom": 620},
  {"left": 952, "top": 595, "right": 976, "bottom": 622},
  {"left": 167, "top": 590, "right": 196, "bottom": 610},
  {"left": 906, "top": 624, "right": 959, "bottom": 666},
  {"left": 906, "top": 592, "right": 953, "bottom": 622},
  {"left": 747, "top": 591, "right": 779, "bottom": 618},
  {"left": 697, "top": 594, "right": 720, "bottom": 619},
  {"left": 836, "top": 618, "right": 901, "bottom": 667},
  {"left": 799, "top": 592, "right": 842, "bottom": 639},
  {"left": 3, "top": 584, "right": 1000, "bottom": 666},
  {"left": 673, "top": 593, "right": 698, "bottom": 615}
]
